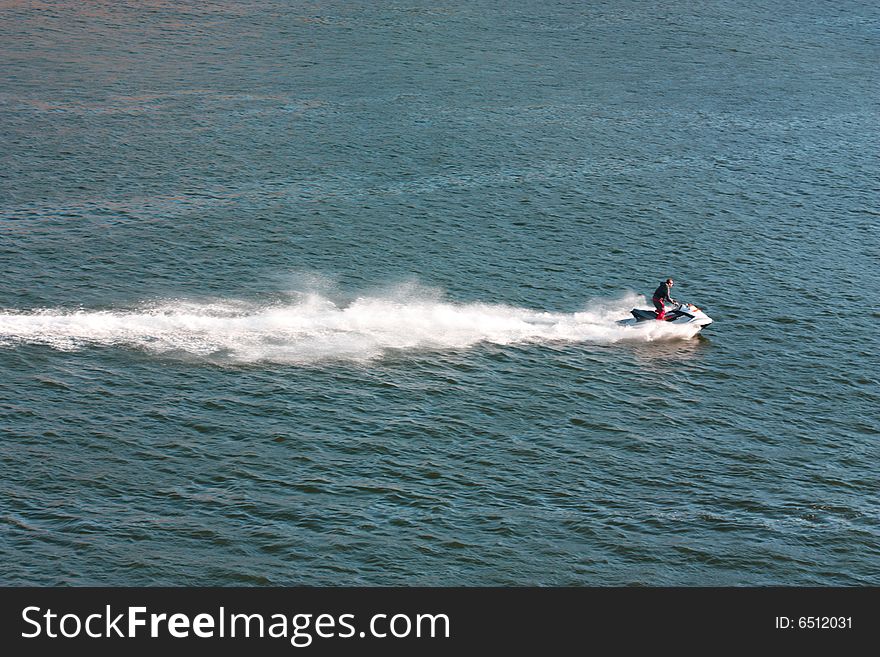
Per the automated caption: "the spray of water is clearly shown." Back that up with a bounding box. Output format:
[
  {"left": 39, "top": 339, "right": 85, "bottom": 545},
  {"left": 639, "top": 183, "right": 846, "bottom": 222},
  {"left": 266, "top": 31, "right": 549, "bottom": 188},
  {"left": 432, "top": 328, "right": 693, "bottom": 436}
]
[{"left": 0, "top": 287, "right": 702, "bottom": 364}]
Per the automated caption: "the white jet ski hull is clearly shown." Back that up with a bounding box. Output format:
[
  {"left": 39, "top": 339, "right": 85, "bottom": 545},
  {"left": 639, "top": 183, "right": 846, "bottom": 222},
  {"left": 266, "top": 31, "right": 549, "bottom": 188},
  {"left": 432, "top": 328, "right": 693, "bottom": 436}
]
[{"left": 617, "top": 302, "right": 713, "bottom": 331}]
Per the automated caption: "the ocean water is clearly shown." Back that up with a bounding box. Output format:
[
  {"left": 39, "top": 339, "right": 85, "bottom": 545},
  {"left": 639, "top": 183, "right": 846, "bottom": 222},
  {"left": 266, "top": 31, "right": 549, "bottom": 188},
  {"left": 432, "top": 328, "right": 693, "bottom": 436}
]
[{"left": 1, "top": 0, "right": 877, "bottom": 585}]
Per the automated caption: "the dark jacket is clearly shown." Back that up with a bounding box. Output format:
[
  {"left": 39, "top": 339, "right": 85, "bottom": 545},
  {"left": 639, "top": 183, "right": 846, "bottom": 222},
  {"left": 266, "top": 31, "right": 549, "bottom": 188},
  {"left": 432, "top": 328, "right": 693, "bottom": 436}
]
[{"left": 653, "top": 282, "right": 673, "bottom": 302}]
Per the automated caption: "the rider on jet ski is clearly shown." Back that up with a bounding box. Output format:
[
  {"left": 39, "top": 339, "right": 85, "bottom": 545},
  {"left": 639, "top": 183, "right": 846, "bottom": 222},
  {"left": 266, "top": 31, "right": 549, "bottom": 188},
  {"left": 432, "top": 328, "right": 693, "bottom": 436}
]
[{"left": 652, "top": 278, "right": 676, "bottom": 320}]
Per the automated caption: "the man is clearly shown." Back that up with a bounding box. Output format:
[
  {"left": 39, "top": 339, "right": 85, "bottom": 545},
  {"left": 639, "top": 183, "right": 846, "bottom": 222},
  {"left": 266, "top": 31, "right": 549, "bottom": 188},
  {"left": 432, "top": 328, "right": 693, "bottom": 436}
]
[{"left": 652, "top": 278, "right": 676, "bottom": 320}]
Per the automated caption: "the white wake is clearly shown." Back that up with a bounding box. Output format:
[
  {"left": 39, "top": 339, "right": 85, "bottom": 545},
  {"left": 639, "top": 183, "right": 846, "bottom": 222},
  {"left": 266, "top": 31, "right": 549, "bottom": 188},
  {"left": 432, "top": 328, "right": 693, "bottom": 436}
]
[{"left": 0, "top": 289, "right": 702, "bottom": 363}]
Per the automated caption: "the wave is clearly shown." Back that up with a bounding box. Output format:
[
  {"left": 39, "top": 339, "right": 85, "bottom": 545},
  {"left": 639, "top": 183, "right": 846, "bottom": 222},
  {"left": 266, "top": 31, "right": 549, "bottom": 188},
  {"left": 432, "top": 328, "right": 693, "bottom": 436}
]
[{"left": 0, "top": 288, "right": 702, "bottom": 364}]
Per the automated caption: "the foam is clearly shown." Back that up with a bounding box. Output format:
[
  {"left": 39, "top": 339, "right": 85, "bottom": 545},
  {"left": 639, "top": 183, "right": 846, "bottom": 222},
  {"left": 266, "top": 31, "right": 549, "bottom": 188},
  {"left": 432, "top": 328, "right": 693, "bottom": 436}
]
[{"left": 0, "top": 288, "right": 702, "bottom": 364}]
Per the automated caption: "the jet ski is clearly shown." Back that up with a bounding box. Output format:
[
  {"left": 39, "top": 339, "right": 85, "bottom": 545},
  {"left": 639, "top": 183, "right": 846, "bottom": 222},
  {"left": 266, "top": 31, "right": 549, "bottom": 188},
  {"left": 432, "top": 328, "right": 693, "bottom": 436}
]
[{"left": 618, "top": 302, "right": 713, "bottom": 331}]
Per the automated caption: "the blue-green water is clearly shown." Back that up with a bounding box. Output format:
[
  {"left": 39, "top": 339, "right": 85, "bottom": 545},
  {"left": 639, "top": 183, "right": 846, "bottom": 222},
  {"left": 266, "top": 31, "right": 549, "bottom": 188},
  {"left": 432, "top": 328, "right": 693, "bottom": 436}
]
[{"left": 1, "top": 0, "right": 878, "bottom": 585}]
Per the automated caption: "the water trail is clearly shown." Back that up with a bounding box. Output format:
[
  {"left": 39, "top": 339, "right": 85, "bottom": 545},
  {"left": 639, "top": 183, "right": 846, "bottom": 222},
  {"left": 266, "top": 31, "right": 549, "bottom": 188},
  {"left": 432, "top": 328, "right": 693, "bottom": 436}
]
[{"left": 0, "top": 288, "right": 702, "bottom": 363}]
